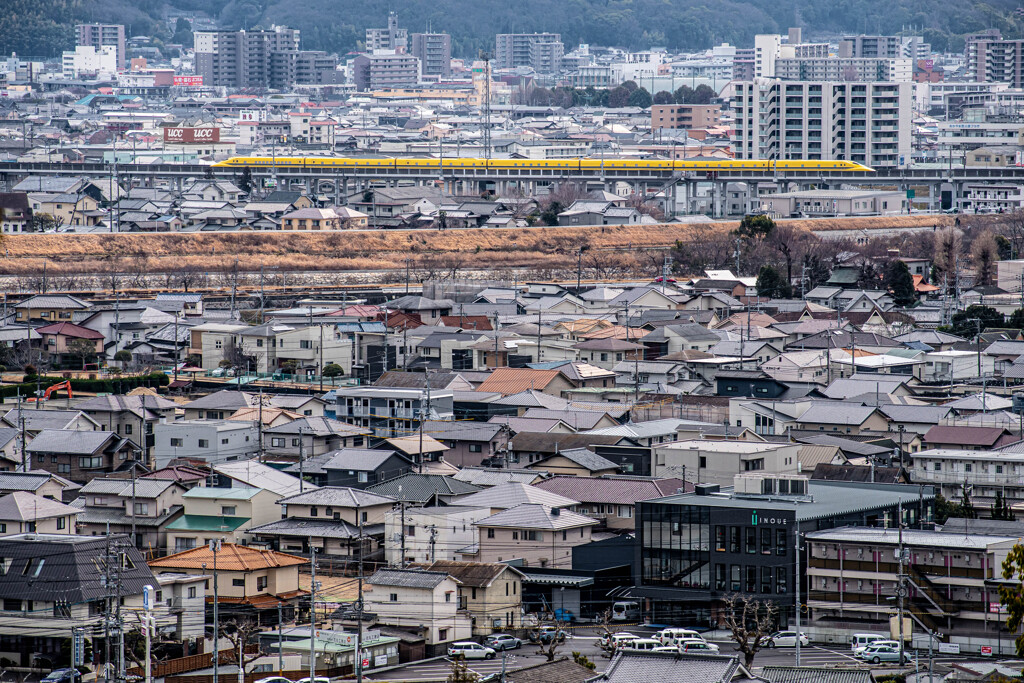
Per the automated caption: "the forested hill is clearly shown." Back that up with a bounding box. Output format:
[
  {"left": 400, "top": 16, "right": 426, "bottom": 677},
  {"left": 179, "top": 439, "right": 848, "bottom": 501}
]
[{"left": 3, "top": 0, "right": 1023, "bottom": 61}]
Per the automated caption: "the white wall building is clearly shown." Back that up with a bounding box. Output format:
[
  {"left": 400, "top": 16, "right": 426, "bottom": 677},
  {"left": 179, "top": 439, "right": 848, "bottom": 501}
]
[{"left": 62, "top": 45, "right": 118, "bottom": 79}]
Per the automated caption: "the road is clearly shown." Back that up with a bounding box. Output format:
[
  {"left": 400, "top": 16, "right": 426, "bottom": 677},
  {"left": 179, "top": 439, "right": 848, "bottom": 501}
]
[{"left": 365, "top": 634, "right": 1007, "bottom": 682}]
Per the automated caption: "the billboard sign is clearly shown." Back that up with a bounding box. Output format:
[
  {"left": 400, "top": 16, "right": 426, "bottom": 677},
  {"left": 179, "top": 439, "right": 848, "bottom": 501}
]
[
  {"left": 173, "top": 75, "right": 204, "bottom": 87},
  {"left": 164, "top": 127, "right": 220, "bottom": 143}
]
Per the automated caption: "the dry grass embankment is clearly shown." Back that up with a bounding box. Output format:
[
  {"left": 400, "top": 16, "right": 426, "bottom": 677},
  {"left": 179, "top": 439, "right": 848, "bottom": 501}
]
[{"left": 0, "top": 215, "right": 952, "bottom": 276}]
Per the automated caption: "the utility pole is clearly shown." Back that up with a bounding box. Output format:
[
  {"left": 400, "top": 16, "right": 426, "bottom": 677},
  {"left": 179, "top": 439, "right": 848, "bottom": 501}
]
[
  {"left": 277, "top": 602, "right": 284, "bottom": 675},
  {"left": 298, "top": 427, "right": 306, "bottom": 493},
  {"left": 795, "top": 518, "right": 801, "bottom": 667},
  {"left": 309, "top": 542, "right": 318, "bottom": 683},
  {"left": 356, "top": 506, "right": 365, "bottom": 683},
  {"left": 897, "top": 501, "right": 907, "bottom": 667},
  {"left": 428, "top": 525, "right": 438, "bottom": 562},
  {"left": 210, "top": 539, "right": 221, "bottom": 683}
]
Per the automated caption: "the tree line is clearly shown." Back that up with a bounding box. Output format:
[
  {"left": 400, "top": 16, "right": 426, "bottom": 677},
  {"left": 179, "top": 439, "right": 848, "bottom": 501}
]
[{"left": 520, "top": 82, "right": 717, "bottom": 109}]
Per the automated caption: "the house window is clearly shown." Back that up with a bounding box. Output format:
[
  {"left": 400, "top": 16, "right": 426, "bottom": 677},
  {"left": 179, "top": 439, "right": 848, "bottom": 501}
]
[
  {"left": 78, "top": 456, "right": 103, "bottom": 469},
  {"left": 487, "top": 529, "right": 495, "bottom": 539},
  {"left": 358, "top": 472, "right": 368, "bottom": 483},
  {"left": 57, "top": 517, "right": 65, "bottom": 530},
  {"left": 256, "top": 576, "right": 268, "bottom": 591},
  {"left": 292, "top": 439, "right": 301, "bottom": 447},
  {"left": 232, "top": 579, "right": 245, "bottom": 587},
  {"left": 175, "top": 538, "right": 197, "bottom": 551},
  {"left": 272, "top": 438, "right": 284, "bottom": 447},
  {"left": 170, "top": 438, "right": 184, "bottom": 447},
  {"left": 469, "top": 444, "right": 483, "bottom": 453},
  {"left": 198, "top": 439, "right": 209, "bottom": 448},
  {"left": 730, "top": 565, "right": 741, "bottom": 591},
  {"left": 745, "top": 527, "right": 756, "bottom": 554},
  {"left": 125, "top": 424, "right": 133, "bottom": 435},
  {"left": 438, "top": 628, "right": 448, "bottom": 642},
  {"left": 445, "top": 592, "right": 451, "bottom": 602},
  {"left": 390, "top": 593, "right": 398, "bottom": 602},
  {"left": 716, "top": 526, "right": 726, "bottom": 552},
  {"left": 729, "top": 527, "right": 740, "bottom": 553},
  {"left": 407, "top": 525, "right": 415, "bottom": 537},
  {"left": 188, "top": 587, "right": 196, "bottom": 598},
  {"left": 310, "top": 507, "right": 318, "bottom": 517},
  {"left": 222, "top": 506, "right": 236, "bottom": 516},
  {"left": 2, "top": 599, "right": 21, "bottom": 611},
  {"left": 134, "top": 503, "right": 148, "bottom": 515}
]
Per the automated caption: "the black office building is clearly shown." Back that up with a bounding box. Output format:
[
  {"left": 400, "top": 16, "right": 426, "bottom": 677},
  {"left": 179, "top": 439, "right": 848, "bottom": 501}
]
[{"left": 632, "top": 474, "right": 935, "bottom": 628}]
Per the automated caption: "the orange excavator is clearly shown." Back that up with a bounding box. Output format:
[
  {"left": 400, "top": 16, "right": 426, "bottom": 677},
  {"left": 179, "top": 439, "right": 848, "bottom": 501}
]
[{"left": 26, "top": 380, "right": 73, "bottom": 403}]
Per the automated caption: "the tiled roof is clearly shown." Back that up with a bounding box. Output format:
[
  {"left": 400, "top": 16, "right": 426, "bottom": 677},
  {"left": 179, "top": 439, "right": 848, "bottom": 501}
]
[
  {"left": 924, "top": 424, "right": 1013, "bottom": 447},
  {"left": 597, "top": 651, "right": 742, "bottom": 683},
  {"left": 35, "top": 322, "right": 104, "bottom": 339},
  {"left": 26, "top": 429, "right": 120, "bottom": 455},
  {"left": 0, "top": 491, "right": 80, "bottom": 521},
  {"left": 276, "top": 486, "right": 395, "bottom": 507},
  {"left": 533, "top": 476, "right": 686, "bottom": 505},
  {"left": 455, "top": 482, "right": 578, "bottom": 510},
  {"left": 477, "top": 368, "right": 563, "bottom": 396},
  {"left": 416, "top": 560, "right": 522, "bottom": 587},
  {"left": 366, "top": 473, "right": 481, "bottom": 502},
  {"left": 535, "top": 448, "right": 619, "bottom": 472},
  {"left": 760, "top": 667, "right": 873, "bottom": 683},
  {"left": 476, "top": 503, "right": 597, "bottom": 530},
  {"left": 368, "top": 568, "right": 452, "bottom": 589},
  {"left": 149, "top": 542, "right": 307, "bottom": 571}
]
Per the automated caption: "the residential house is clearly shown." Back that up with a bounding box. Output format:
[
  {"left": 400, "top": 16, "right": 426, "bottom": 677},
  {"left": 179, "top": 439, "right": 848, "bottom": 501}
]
[
  {"left": 36, "top": 322, "right": 104, "bottom": 366},
  {"left": 533, "top": 476, "right": 686, "bottom": 530},
  {"left": 476, "top": 368, "right": 575, "bottom": 397},
  {"left": 420, "top": 421, "right": 507, "bottom": 468},
  {"left": 417, "top": 560, "right": 525, "bottom": 633},
  {"left": 14, "top": 295, "right": 91, "bottom": 324},
  {"left": 0, "top": 471, "right": 80, "bottom": 502},
  {"left": 0, "top": 533, "right": 161, "bottom": 666},
  {"left": 528, "top": 449, "right": 621, "bottom": 477},
  {"left": 0, "top": 193, "right": 31, "bottom": 233},
  {"left": 0, "top": 492, "right": 80, "bottom": 536},
  {"left": 26, "top": 429, "right": 139, "bottom": 483},
  {"left": 653, "top": 440, "right": 803, "bottom": 487},
  {"left": 316, "top": 448, "right": 416, "bottom": 488},
  {"left": 573, "top": 338, "right": 645, "bottom": 371},
  {"left": 75, "top": 477, "right": 187, "bottom": 551},
  {"left": 263, "top": 417, "right": 371, "bottom": 459},
  {"left": 212, "top": 460, "right": 313, "bottom": 498},
  {"left": 164, "top": 486, "right": 280, "bottom": 551},
  {"left": 467, "top": 503, "right": 598, "bottom": 568},
  {"left": 281, "top": 207, "right": 350, "bottom": 230},
  {"left": 148, "top": 542, "right": 308, "bottom": 624},
  {"left": 250, "top": 486, "right": 395, "bottom": 559},
  {"left": 364, "top": 568, "right": 473, "bottom": 648},
  {"left": 77, "top": 394, "right": 178, "bottom": 464},
  {"left": 385, "top": 505, "right": 491, "bottom": 565},
  {"left": 367, "top": 473, "right": 482, "bottom": 505},
  {"left": 153, "top": 420, "right": 259, "bottom": 469},
  {"left": 923, "top": 425, "right": 1019, "bottom": 451}
]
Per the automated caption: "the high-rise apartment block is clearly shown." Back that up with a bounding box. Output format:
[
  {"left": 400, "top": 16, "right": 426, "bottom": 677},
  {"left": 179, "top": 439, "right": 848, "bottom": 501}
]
[
  {"left": 410, "top": 33, "right": 451, "bottom": 78},
  {"left": 754, "top": 32, "right": 912, "bottom": 83},
  {"left": 193, "top": 27, "right": 301, "bottom": 89},
  {"left": 966, "top": 37, "right": 1024, "bottom": 88},
  {"left": 352, "top": 52, "right": 420, "bottom": 91},
  {"left": 76, "top": 24, "right": 126, "bottom": 71},
  {"left": 366, "top": 13, "right": 408, "bottom": 52},
  {"left": 651, "top": 104, "right": 722, "bottom": 132},
  {"left": 495, "top": 33, "right": 564, "bottom": 73},
  {"left": 731, "top": 80, "right": 912, "bottom": 168}
]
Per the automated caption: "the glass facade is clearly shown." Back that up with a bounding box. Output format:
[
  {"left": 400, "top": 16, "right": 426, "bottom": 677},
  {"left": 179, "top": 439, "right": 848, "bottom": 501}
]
[{"left": 640, "top": 503, "right": 711, "bottom": 589}]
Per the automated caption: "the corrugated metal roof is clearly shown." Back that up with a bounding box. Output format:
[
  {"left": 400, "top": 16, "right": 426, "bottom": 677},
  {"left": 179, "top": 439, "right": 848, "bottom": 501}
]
[
  {"left": 455, "top": 482, "right": 578, "bottom": 510},
  {"left": 476, "top": 503, "right": 597, "bottom": 530},
  {"left": 368, "top": 568, "right": 452, "bottom": 589}
]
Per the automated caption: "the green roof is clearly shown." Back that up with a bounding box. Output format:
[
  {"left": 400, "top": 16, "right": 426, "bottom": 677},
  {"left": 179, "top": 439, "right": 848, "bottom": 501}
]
[
  {"left": 165, "top": 515, "right": 250, "bottom": 532},
  {"left": 183, "top": 487, "right": 261, "bottom": 500}
]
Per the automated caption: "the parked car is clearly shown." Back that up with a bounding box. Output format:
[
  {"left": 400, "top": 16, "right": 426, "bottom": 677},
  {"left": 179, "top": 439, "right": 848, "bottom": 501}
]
[
  {"left": 621, "top": 638, "right": 662, "bottom": 652},
  {"left": 678, "top": 639, "right": 720, "bottom": 653},
  {"left": 600, "top": 632, "right": 640, "bottom": 649},
  {"left": 858, "top": 644, "right": 913, "bottom": 664},
  {"left": 656, "top": 628, "right": 705, "bottom": 646},
  {"left": 554, "top": 608, "right": 576, "bottom": 623},
  {"left": 42, "top": 671, "right": 81, "bottom": 683},
  {"left": 767, "top": 631, "right": 810, "bottom": 648},
  {"left": 485, "top": 634, "right": 522, "bottom": 651},
  {"left": 448, "top": 642, "right": 497, "bottom": 660},
  {"left": 296, "top": 678, "right": 331, "bottom": 683},
  {"left": 256, "top": 678, "right": 292, "bottom": 683},
  {"left": 535, "top": 625, "right": 567, "bottom": 643},
  {"left": 854, "top": 640, "right": 899, "bottom": 656}
]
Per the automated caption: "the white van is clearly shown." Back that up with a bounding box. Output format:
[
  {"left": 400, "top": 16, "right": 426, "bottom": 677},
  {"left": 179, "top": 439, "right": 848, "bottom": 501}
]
[
  {"left": 611, "top": 601, "right": 640, "bottom": 621},
  {"left": 656, "top": 628, "right": 705, "bottom": 646},
  {"left": 623, "top": 638, "right": 662, "bottom": 652},
  {"left": 850, "top": 633, "right": 888, "bottom": 652}
]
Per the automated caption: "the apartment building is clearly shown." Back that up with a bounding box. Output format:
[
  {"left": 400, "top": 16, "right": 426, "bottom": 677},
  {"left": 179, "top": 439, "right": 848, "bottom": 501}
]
[
  {"left": 76, "top": 23, "right": 126, "bottom": 70},
  {"left": 651, "top": 104, "right": 722, "bottom": 132},
  {"left": 967, "top": 38, "right": 1024, "bottom": 88},
  {"left": 193, "top": 27, "right": 301, "bottom": 89},
  {"left": 731, "top": 80, "right": 912, "bottom": 168},
  {"left": 495, "top": 33, "right": 564, "bottom": 73},
  {"left": 911, "top": 447, "right": 1024, "bottom": 507},
  {"left": 773, "top": 58, "right": 912, "bottom": 82},
  {"left": 837, "top": 35, "right": 930, "bottom": 59},
  {"left": 294, "top": 50, "right": 341, "bottom": 85},
  {"left": 334, "top": 386, "right": 454, "bottom": 436},
  {"left": 366, "top": 12, "right": 408, "bottom": 51},
  {"left": 352, "top": 52, "right": 421, "bottom": 91},
  {"left": 805, "top": 526, "right": 1015, "bottom": 643},
  {"left": 411, "top": 33, "right": 451, "bottom": 78}
]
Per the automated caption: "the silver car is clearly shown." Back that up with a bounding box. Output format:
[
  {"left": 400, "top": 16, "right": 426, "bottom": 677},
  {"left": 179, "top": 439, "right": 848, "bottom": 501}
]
[{"left": 858, "top": 644, "right": 913, "bottom": 664}]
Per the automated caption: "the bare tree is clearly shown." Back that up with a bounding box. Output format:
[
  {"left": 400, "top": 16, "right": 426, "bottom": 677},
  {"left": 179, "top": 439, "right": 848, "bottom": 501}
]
[
  {"left": 720, "top": 594, "right": 779, "bottom": 668},
  {"left": 528, "top": 622, "right": 567, "bottom": 662},
  {"left": 998, "top": 210, "right": 1024, "bottom": 260},
  {"left": 219, "top": 618, "right": 265, "bottom": 674},
  {"left": 623, "top": 194, "right": 665, "bottom": 221},
  {"left": 933, "top": 228, "right": 964, "bottom": 292},
  {"left": 972, "top": 229, "right": 999, "bottom": 286}
]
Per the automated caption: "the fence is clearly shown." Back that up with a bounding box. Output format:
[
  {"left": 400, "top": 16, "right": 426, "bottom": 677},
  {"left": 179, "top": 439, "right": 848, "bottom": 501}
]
[{"left": 126, "top": 646, "right": 257, "bottom": 679}]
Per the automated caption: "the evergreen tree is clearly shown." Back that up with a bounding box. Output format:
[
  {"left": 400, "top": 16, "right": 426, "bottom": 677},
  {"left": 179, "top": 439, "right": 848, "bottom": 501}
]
[
  {"left": 884, "top": 260, "right": 916, "bottom": 307},
  {"left": 756, "top": 265, "right": 792, "bottom": 299}
]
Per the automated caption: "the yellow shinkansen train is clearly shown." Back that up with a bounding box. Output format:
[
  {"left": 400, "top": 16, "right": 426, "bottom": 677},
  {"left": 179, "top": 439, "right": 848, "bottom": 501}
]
[{"left": 211, "top": 157, "right": 874, "bottom": 173}]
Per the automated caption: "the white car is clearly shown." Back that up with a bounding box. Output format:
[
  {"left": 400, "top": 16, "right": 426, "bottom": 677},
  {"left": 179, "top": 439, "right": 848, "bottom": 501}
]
[
  {"left": 601, "top": 632, "right": 641, "bottom": 649},
  {"left": 296, "top": 678, "right": 331, "bottom": 683},
  {"left": 678, "top": 639, "right": 720, "bottom": 653},
  {"left": 448, "top": 642, "right": 496, "bottom": 660},
  {"left": 255, "top": 679, "right": 292, "bottom": 683},
  {"left": 854, "top": 639, "right": 899, "bottom": 656},
  {"left": 768, "top": 631, "right": 810, "bottom": 648}
]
